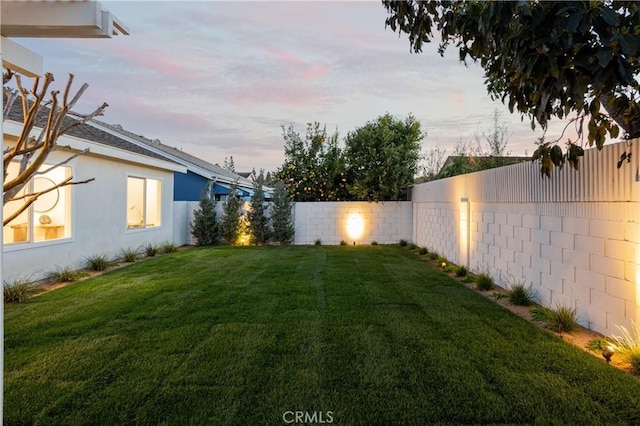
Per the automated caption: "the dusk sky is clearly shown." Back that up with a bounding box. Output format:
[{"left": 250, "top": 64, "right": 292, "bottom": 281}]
[{"left": 14, "top": 0, "right": 587, "bottom": 174}]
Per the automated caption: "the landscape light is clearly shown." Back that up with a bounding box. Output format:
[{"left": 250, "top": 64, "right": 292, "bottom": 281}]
[
  {"left": 602, "top": 346, "right": 614, "bottom": 363},
  {"left": 346, "top": 213, "right": 364, "bottom": 240}
]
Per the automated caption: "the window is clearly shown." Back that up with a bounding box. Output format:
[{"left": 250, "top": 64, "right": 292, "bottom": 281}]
[
  {"left": 3, "top": 163, "right": 72, "bottom": 244},
  {"left": 127, "top": 176, "right": 161, "bottom": 229}
]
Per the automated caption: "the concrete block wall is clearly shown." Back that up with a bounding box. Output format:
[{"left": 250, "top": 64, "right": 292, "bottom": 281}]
[
  {"left": 293, "top": 201, "right": 412, "bottom": 245},
  {"left": 412, "top": 139, "right": 640, "bottom": 337}
]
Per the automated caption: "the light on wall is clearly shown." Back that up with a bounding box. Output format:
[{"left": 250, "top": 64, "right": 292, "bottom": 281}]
[{"left": 346, "top": 213, "right": 364, "bottom": 241}]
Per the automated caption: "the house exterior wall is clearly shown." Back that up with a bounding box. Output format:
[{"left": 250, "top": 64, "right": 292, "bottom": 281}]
[
  {"left": 3, "top": 150, "right": 175, "bottom": 282},
  {"left": 293, "top": 201, "right": 413, "bottom": 245},
  {"left": 411, "top": 139, "right": 640, "bottom": 336},
  {"left": 174, "top": 170, "right": 208, "bottom": 202}
]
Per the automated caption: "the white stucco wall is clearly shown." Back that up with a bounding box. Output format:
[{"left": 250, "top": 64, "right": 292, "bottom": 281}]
[
  {"left": 3, "top": 150, "right": 176, "bottom": 282},
  {"left": 293, "top": 201, "right": 413, "bottom": 245},
  {"left": 412, "top": 139, "right": 640, "bottom": 336}
]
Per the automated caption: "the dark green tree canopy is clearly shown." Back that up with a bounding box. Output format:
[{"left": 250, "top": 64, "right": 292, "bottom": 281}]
[
  {"left": 383, "top": 0, "right": 640, "bottom": 176},
  {"left": 276, "top": 123, "right": 349, "bottom": 202},
  {"left": 345, "top": 113, "right": 423, "bottom": 201}
]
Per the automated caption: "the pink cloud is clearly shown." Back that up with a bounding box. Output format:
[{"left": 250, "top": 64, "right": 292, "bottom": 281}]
[{"left": 266, "top": 48, "right": 330, "bottom": 81}]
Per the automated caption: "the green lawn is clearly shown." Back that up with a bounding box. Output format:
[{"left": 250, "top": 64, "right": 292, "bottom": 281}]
[{"left": 5, "top": 246, "right": 640, "bottom": 425}]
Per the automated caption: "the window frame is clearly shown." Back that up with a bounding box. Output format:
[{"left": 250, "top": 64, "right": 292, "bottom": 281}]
[
  {"left": 3, "top": 162, "right": 73, "bottom": 247},
  {"left": 126, "top": 175, "right": 163, "bottom": 231}
]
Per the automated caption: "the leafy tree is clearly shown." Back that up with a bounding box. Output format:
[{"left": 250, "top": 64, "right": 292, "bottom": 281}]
[
  {"left": 270, "top": 181, "right": 294, "bottom": 244},
  {"left": 344, "top": 113, "right": 423, "bottom": 201},
  {"left": 247, "top": 169, "right": 270, "bottom": 244},
  {"left": 383, "top": 1, "right": 640, "bottom": 176},
  {"left": 276, "top": 123, "right": 349, "bottom": 202},
  {"left": 220, "top": 181, "right": 242, "bottom": 244},
  {"left": 190, "top": 183, "right": 219, "bottom": 246}
]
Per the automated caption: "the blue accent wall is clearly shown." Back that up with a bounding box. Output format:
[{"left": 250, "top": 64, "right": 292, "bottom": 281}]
[{"left": 174, "top": 171, "right": 208, "bottom": 201}]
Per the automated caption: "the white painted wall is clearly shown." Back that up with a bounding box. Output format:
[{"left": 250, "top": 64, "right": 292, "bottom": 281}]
[
  {"left": 3, "top": 150, "right": 176, "bottom": 282},
  {"left": 412, "top": 139, "right": 640, "bottom": 336},
  {"left": 293, "top": 201, "right": 413, "bottom": 245}
]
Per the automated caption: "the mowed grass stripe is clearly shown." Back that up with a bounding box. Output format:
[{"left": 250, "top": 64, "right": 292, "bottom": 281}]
[{"left": 4, "top": 245, "right": 640, "bottom": 425}]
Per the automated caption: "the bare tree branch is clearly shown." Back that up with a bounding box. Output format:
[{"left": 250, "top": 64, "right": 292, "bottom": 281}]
[
  {"left": 3, "top": 177, "right": 94, "bottom": 226},
  {"left": 35, "top": 148, "right": 90, "bottom": 175}
]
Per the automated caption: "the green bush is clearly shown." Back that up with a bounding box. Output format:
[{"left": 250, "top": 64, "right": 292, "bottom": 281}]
[
  {"left": 190, "top": 184, "right": 219, "bottom": 246},
  {"left": 85, "top": 254, "right": 115, "bottom": 272},
  {"left": 340, "top": 240, "right": 347, "bottom": 246},
  {"left": 121, "top": 247, "right": 138, "bottom": 263},
  {"left": 475, "top": 273, "right": 494, "bottom": 291},
  {"left": 408, "top": 243, "right": 418, "bottom": 250},
  {"left": 429, "top": 252, "right": 439, "bottom": 260},
  {"left": 419, "top": 247, "right": 428, "bottom": 255},
  {"left": 4, "top": 278, "right": 32, "bottom": 303},
  {"left": 48, "top": 267, "right": 88, "bottom": 283},
  {"left": 314, "top": 239, "right": 322, "bottom": 246},
  {"left": 455, "top": 265, "right": 468, "bottom": 277},
  {"left": 399, "top": 239, "right": 408, "bottom": 247},
  {"left": 371, "top": 241, "right": 378, "bottom": 246},
  {"left": 530, "top": 305, "right": 578, "bottom": 333}
]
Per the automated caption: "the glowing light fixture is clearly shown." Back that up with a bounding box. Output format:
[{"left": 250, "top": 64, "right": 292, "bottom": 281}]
[
  {"left": 602, "top": 346, "right": 614, "bottom": 363},
  {"left": 346, "top": 213, "right": 364, "bottom": 241}
]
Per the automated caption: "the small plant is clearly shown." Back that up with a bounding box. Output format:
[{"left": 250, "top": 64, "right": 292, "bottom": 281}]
[
  {"left": 408, "top": 243, "right": 418, "bottom": 250},
  {"left": 145, "top": 244, "right": 159, "bottom": 257},
  {"left": 586, "top": 338, "right": 611, "bottom": 352},
  {"left": 455, "top": 265, "right": 468, "bottom": 277},
  {"left": 429, "top": 252, "right": 439, "bottom": 260},
  {"left": 462, "top": 276, "right": 475, "bottom": 284},
  {"left": 492, "top": 292, "right": 508, "bottom": 300},
  {"left": 419, "top": 247, "right": 428, "bottom": 255},
  {"left": 506, "top": 283, "right": 535, "bottom": 306},
  {"left": 4, "top": 278, "right": 32, "bottom": 303},
  {"left": 475, "top": 273, "right": 494, "bottom": 291},
  {"left": 371, "top": 241, "right": 378, "bottom": 246},
  {"left": 314, "top": 239, "right": 322, "bottom": 246},
  {"left": 611, "top": 322, "right": 640, "bottom": 375},
  {"left": 340, "top": 240, "right": 347, "bottom": 246},
  {"left": 161, "top": 243, "right": 179, "bottom": 253},
  {"left": 399, "top": 239, "right": 408, "bottom": 247},
  {"left": 85, "top": 254, "right": 115, "bottom": 272},
  {"left": 530, "top": 305, "right": 578, "bottom": 333},
  {"left": 121, "top": 247, "right": 138, "bottom": 263},
  {"left": 48, "top": 266, "right": 88, "bottom": 283},
  {"left": 436, "top": 256, "right": 448, "bottom": 267}
]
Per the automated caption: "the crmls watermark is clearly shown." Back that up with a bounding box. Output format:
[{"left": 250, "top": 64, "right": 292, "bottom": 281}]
[{"left": 282, "top": 411, "right": 334, "bottom": 424}]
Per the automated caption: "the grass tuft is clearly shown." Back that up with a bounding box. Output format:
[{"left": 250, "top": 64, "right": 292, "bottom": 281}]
[
  {"left": 145, "top": 243, "right": 160, "bottom": 257},
  {"left": 506, "top": 283, "right": 535, "bottom": 306},
  {"left": 455, "top": 265, "right": 468, "bottom": 277},
  {"left": 399, "top": 239, "right": 407, "bottom": 247},
  {"left": 121, "top": 247, "right": 138, "bottom": 263},
  {"left": 611, "top": 322, "right": 640, "bottom": 375},
  {"left": 85, "top": 254, "right": 115, "bottom": 272},
  {"left": 48, "top": 266, "right": 88, "bottom": 283},
  {"left": 419, "top": 247, "right": 428, "bottom": 255},
  {"left": 161, "top": 243, "right": 179, "bottom": 253},
  {"left": 4, "top": 278, "right": 32, "bottom": 303},
  {"left": 371, "top": 241, "right": 378, "bottom": 246},
  {"left": 314, "top": 238, "right": 322, "bottom": 246},
  {"left": 475, "top": 273, "right": 494, "bottom": 291},
  {"left": 340, "top": 240, "right": 347, "bottom": 246},
  {"left": 531, "top": 305, "right": 578, "bottom": 333}
]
